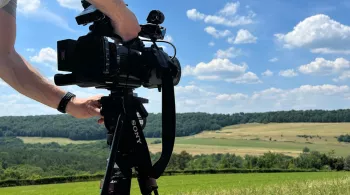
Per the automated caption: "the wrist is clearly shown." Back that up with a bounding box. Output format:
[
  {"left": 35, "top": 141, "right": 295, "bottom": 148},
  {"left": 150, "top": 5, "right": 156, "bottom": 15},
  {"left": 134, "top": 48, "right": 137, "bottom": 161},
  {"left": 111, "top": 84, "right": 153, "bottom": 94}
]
[
  {"left": 57, "top": 92, "right": 77, "bottom": 114},
  {"left": 65, "top": 96, "right": 77, "bottom": 115}
]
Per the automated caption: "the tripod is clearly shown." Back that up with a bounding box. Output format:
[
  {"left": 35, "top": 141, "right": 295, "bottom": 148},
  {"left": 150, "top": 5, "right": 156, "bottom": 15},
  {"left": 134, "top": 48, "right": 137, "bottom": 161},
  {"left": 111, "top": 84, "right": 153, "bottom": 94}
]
[{"left": 99, "top": 88, "right": 159, "bottom": 195}]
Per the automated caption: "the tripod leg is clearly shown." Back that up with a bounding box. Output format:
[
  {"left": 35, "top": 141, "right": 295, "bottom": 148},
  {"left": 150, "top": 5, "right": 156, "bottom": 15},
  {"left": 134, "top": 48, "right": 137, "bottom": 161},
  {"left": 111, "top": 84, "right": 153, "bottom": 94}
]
[{"left": 110, "top": 167, "right": 132, "bottom": 195}]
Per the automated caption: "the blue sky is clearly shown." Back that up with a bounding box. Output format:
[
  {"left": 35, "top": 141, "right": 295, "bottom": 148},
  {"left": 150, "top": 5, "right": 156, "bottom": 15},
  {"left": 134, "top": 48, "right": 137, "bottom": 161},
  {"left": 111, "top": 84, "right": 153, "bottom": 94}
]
[{"left": 2, "top": 0, "right": 350, "bottom": 116}]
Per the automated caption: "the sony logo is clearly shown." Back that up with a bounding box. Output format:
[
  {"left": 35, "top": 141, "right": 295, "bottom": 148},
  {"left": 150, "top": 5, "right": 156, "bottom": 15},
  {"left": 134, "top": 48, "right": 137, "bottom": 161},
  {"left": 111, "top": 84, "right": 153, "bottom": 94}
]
[{"left": 131, "top": 120, "right": 142, "bottom": 144}]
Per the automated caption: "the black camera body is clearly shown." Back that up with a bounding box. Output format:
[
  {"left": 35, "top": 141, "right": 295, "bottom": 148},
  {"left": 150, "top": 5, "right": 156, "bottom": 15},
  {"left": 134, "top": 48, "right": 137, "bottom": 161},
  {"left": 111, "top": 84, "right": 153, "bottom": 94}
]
[{"left": 54, "top": 1, "right": 181, "bottom": 91}]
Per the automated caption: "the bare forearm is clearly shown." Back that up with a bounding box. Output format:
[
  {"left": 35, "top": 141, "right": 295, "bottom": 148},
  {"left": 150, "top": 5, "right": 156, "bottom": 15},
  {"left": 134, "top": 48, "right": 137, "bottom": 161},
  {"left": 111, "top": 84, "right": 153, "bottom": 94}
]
[
  {"left": 87, "top": 0, "right": 126, "bottom": 15},
  {"left": 0, "top": 50, "right": 66, "bottom": 109},
  {"left": 87, "top": 0, "right": 141, "bottom": 41}
]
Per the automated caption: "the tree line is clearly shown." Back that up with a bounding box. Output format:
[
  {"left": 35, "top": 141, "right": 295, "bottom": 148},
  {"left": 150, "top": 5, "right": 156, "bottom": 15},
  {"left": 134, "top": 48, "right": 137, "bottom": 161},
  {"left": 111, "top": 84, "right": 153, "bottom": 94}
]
[
  {"left": 0, "top": 137, "right": 349, "bottom": 181},
  {"left": 2, "top": 109, "right": 350, "bottom": 140}
]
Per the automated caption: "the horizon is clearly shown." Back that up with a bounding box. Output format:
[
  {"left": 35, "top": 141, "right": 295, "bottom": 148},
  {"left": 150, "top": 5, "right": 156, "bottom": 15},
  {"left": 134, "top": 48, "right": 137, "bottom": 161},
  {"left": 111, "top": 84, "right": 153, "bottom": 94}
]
[{"left": 2, "top": 0, "right": 350, "bottom": 116}]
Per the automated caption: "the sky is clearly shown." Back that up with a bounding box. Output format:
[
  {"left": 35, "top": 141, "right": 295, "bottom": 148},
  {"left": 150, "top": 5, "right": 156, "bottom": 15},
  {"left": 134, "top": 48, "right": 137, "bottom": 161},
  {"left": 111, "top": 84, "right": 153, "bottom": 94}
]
[{"left": 2, "top": 0, "right": 350, "bottom": 116}]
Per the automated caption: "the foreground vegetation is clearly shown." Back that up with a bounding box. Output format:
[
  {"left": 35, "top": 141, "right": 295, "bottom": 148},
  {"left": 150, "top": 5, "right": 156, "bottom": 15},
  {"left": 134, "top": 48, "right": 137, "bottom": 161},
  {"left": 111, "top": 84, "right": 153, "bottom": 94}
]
[
  {"left": 3, "top": 109, "right": 350, "bottom": 140},
  {"left": 0, "top": 172, "right": 349, "bottom": 195},
  {"left": 1, "top": 137, "right": 350, "bottom": 182}
]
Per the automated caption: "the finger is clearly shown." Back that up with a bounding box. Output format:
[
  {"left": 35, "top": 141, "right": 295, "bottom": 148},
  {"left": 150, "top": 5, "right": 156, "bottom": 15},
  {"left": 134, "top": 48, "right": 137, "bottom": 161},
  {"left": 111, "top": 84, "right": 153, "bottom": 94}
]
[{"left": 98, "top": 118, "right": 104, "bottom": 124}]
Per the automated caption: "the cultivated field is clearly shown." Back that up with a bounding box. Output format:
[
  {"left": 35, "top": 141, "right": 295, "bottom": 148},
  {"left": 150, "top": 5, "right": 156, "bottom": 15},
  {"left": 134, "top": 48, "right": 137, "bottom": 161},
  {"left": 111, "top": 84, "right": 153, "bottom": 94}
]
[
  {"left": 17, "top": 136, "right": 99, "bottom": 145},
  {"left": 17, "top": 123, "right": 350, "bottom": 157},
  {"left": 1, "top": 172, "right": 349, "bottom": 195},
  {"left": 151, "top": 123, "right": 350, "bottom": 157}
]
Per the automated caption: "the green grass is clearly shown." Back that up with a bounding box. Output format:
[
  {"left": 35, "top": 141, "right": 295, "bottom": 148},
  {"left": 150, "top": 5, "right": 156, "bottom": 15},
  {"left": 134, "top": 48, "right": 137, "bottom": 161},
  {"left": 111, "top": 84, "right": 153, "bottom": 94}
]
[{"left": 1, "top": 172, "right": 349, "bottom": 195}]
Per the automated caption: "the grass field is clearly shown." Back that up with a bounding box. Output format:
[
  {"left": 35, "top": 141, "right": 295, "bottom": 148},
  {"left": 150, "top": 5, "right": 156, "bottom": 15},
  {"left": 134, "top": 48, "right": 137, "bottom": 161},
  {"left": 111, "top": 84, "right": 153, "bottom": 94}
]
[
  {"left": 1, "top": 172, "right": 349, "bottom": 195},
  {"left": 17, "top": 123, "right": 350, "bottom": 157}
]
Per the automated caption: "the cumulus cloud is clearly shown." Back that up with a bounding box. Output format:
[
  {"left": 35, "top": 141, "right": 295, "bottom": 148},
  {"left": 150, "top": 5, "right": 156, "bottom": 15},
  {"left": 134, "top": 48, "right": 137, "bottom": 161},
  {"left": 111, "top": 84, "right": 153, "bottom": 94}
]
[
  {"left": 30, "top": 47, "right": 57, "bottom": 65},
  {"left": 229, "top": 29, "right": 257, "bottom": 44},
  {"left": 219, "top": 2, "right": 240, "bottom": 16},
  {"left": 262, "top": 70, "right": 273, "bottom": 77},
  {"left": 2, "top": 82, "right": 350, "bottom": 115},
  {"left": 209, "top": 42, "right": 215, "bottom": 47},
  {"left": 298, "top": 58, "right": 350, "bottom": 75},
  {"left": 183, "top": 58, "right": 260, "bottom": 84},
  {"left": 186, "top": 2, "right": 255, "bottom": 27},
  {"left": 204, "top": 26, "right": 231, "bottom": 38},
  {"left": 168, "top": 84, "right": 350, "bottom": 113},
  {"left": 275, "top": 14, "right": 350, "bottom": 52},
  {"left": 30, "top": 47, "right": 57, "bottom": 71},
  {"left": 215, "top": 47, "right": 243, "bottom": 59},
  {"left": 333, "top": 71, "right": 350, "bottom": 82},
  {"left": 279, "top": 69, "right": 298, "bottom": 77},
  {"left": 226, "top": 72, "right": 261, "bottom": 84}
]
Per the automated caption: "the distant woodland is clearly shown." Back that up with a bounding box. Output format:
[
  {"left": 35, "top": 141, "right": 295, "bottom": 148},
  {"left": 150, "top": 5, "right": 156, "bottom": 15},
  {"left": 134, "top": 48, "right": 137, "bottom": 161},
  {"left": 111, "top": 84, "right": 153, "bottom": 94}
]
[{"left": 1, "top": 109, "right": 350, "bottom": 140}]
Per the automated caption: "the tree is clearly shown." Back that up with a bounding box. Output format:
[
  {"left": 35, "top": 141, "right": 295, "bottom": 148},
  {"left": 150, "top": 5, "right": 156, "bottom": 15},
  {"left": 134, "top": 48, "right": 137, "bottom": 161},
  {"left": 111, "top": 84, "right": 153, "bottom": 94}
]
[
  {"left": 303, "top": 147, "right": 310, "bottom": 153},
  {"left": 345, "top": 155, "right": 350, "bottom": 171}
]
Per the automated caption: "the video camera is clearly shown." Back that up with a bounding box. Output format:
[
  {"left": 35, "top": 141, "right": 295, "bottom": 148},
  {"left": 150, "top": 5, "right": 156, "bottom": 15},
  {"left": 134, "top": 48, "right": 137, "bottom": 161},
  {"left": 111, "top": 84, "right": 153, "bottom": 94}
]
[
  {"left": 53, "top": 1, "right": 182, "bottom": 195},
  {"left": 54, "top": 1, "right": 181, "bottom": 90}
]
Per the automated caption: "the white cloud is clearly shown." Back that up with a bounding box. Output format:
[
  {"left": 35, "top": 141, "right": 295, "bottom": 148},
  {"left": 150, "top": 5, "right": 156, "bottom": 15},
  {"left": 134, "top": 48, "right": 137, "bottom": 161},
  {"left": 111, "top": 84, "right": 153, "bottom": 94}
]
[
  {"left": 186, "top": 9, "right": 206, "bottom": 20},
  {"left": 216, "top": 93, "right": 248, "bottom": 101},
  {"left": 262, "top": 70, "right": 273, "bottom": 77},
  {"left": 226, "top": 72, "right": 261, "bottom": 84},
  {"left": 18, "top": 0, "right": 40, "bottom": 13},
  {"left": 269, "top": 58, "right": 278, "bottom": 62},
  {"left": 26, "top": 48, "right": 35, "bottom": 52},
  {"left": 333, "top": 71, "right": 350, "bottom": 82},
  {"left": 57, "top": 0, "right": 83, "bottom": 11},
  {"left": 30, "top": 47, "right": 57, "bottom": 69},
  {"left": 279, "top": 69, "right": 298, "bottom": 77},
  {"left": 310, "top": 48, "right": 350, "bottom": 55},
  {"left": 2, "top": 83, "right": 350, "bottom": 115},
  {"left": 215, "top": 47, "right": 243, "bottom": 59},
  {"left": 209, "top": 42, "right": 215, "bottom": 47},
  {"left": 204, "top": 26, "right": 231, "bottom": 38},
  {"left": 219, "top": 2, "right": 240, "bottom": 16},
  {"left": 17, "top": 0, "right": 75, "bottom": 32},
  {"left": 183, "top": 58, "right": 247, "bottom": 77},
  {"left": 231, "top": 29, "right": 257, "bottom": 44},
  {"left": 183, "top": 58, "right": 260, "bottom": 84},
  {"left": 186, "top": 3, "right": 255, "bottom": 27},
  {"left": 275, "top": 14, "right": 350, "bottom": 51},
  {"left": 298, "top": 58, "right": 350, "bottom": 75},
  {"left": 164, "top": 35, "right": 174, "bottom": 42},
  {"left": 140, "top": 83, "right": 350, "bottom": 114}
]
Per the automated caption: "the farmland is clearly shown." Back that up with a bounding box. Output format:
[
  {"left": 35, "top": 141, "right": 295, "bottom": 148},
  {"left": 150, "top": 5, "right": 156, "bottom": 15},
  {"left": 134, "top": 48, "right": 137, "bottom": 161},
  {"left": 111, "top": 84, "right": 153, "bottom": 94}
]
[
  {"left": 18, "top": 123, "right": 350, "bottom": 157},
  {"left": 0, "top": 172, "right": 349, "bottom": 195}
]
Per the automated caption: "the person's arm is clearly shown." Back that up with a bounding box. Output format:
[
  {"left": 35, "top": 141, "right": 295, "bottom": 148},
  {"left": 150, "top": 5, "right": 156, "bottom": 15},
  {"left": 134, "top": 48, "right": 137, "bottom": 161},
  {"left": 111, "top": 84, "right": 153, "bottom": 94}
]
[
  {"left": 87, "top": 0, "right": 141, "bottom": 41},
  {"left": 0, "top": 4, "right": 102, "bottom": 121}
]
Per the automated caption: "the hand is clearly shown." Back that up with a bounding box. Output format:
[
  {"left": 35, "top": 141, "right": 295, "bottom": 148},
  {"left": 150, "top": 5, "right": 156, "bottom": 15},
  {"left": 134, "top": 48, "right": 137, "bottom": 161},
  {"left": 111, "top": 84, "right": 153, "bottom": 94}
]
[
  {"left": 66, "top": 95, "right": 104, "bottom": 124},
  {"left": 110, "top": 6, "right": 141, "bottom": 42}
]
